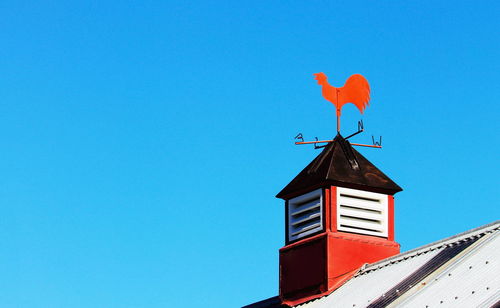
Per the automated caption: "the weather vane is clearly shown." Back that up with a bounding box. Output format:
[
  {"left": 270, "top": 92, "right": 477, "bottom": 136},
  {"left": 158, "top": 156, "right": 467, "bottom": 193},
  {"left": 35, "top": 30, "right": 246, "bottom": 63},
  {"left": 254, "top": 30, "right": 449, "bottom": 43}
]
[{"left": 294, "top": 72, "right": 382, "bottom": 149}]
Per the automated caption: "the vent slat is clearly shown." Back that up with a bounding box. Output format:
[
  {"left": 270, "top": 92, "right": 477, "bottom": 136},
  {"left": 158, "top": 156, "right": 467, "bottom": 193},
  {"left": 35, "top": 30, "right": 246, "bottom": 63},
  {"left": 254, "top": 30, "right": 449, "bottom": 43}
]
[
  {"left": 340, "top": 190, "right": 381, "bottom": 201},
  {"left": 291, "top": 213, "right": 321, "bottom": 226},
  {"left": 339, "top": 198, "right": 383, "bottom": 210},
  {"left": 339, "top": 207, "right": 383, "bottom": 221},
  {"left": 291, "top": 222, "right": 321, "bottom": 236},
  {"left": 291, "top": 201, "right": 320, "bottom": 216},
  {"left": 339, "top": 215, "right": 384, "bottom": 231},
  {"left": 339, "top": 226, "right": 385, "bottom": 237}
]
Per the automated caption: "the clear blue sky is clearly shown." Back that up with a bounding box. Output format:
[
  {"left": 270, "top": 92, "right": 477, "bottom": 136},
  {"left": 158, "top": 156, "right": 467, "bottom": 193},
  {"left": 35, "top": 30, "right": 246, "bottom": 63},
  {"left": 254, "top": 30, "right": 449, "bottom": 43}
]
[{"left": 1, "top": 1, "right": 499, "bottom": 307}]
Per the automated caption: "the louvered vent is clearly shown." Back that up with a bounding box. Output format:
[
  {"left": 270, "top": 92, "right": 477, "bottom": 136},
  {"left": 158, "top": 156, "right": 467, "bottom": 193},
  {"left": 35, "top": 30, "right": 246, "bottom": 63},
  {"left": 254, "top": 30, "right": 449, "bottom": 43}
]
[
  {"left": 288, "top": 189, "right": 323, "bottom": 242},
  {"left": 337, "top": 187, "right": 388, "bottom": 237}
]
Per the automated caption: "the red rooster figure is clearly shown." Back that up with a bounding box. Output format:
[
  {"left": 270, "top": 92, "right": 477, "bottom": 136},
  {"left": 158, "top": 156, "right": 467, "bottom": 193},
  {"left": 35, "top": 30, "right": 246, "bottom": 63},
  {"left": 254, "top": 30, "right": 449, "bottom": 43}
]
[{"left": 313, "top": 72, "right": 370, "bottom": 132}]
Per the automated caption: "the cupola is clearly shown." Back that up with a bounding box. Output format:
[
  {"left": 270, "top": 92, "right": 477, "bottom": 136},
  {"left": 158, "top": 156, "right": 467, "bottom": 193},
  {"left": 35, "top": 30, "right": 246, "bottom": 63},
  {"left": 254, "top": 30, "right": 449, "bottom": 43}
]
[{"left": 277, "top": 133, "right": 402, "bottom": 306}]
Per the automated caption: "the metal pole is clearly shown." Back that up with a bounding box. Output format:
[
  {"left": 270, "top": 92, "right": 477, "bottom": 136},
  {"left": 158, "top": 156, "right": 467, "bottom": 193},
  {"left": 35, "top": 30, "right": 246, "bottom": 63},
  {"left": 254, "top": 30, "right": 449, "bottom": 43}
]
[
  {"left": 337, "top": 110, "right": 340, "bottom": 132},
  {"left": 336, "top": 89, "right": 341, "bottom": 133}
]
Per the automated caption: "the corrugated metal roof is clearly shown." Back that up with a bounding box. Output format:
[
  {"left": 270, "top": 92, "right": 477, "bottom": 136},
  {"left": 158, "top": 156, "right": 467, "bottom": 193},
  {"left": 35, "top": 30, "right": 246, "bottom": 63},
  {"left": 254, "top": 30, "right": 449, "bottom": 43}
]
[
  {"left": 392, "top": 231, "right": 500, "bottom": 307},
  {"left": 367, "top": 237, "right": 480, "bottom": 307},
  {"left": 295, "top": 221, "right": 499, "bottom": 308}
]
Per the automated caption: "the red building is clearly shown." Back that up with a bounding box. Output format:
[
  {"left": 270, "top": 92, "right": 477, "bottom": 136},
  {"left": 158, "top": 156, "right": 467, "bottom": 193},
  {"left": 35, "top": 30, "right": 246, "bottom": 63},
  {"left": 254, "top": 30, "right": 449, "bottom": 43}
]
[{"left": 243, "top": 134, "right": 499, "bottom": 308}]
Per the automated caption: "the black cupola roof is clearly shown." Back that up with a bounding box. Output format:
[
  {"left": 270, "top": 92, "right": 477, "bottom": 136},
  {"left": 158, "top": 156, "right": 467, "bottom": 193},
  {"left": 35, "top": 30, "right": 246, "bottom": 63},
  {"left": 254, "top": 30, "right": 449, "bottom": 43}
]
[{"left": 276, "top": 134, "right": 402, "bottom": 199}]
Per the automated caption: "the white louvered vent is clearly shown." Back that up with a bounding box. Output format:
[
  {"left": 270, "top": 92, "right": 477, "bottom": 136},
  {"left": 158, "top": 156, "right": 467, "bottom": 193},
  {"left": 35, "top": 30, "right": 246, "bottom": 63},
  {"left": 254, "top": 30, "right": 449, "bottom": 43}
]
[
  {"left": 288, "top": 189, "right": 323, "bottom": 242},
  {"left": 337, "top": 187, "right": 388, "bottom": 237}
]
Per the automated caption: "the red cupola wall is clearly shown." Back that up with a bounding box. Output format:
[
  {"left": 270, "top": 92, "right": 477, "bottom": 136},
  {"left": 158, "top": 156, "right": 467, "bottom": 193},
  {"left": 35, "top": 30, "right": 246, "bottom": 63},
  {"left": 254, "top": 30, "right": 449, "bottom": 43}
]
[{"left": 276, "top": 135, "right": 402, "bottom": 306}]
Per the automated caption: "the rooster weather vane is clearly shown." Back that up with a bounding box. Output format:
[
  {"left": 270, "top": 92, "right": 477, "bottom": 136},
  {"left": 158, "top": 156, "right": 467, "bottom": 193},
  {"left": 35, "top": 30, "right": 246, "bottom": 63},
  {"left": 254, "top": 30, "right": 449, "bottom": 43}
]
[{"left": 295, "top": 72, "right": 383, "bottom": 149}]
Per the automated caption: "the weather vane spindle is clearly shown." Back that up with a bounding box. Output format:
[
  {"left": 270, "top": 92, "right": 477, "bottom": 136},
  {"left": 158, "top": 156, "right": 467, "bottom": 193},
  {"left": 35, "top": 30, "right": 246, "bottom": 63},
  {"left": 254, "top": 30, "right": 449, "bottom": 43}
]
[{"left": 313, "top": 72, "right": 370, "bottom": 132}]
